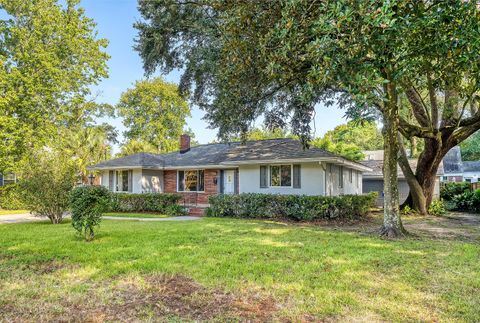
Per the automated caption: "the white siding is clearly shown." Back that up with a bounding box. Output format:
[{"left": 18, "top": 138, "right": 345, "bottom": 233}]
[
  {"left": 142, "top": 169, "right": 164, "bottom": 193},
  {"left": 238, "top": 162, "right": 325, "bottom": 195},
  {"left": 101, "top": 171, "right": 109, "bottom": 190},
  {"left": 325, "top": 164, "right": 363, "bottom": 196},
  {"left": 132, "top": 169, "right": 142, "bottom": 193}
]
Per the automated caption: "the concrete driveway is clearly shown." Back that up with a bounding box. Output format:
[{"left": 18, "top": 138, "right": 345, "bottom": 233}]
[
  {"left": 0, "top": 212, "right": 201, "bottom": 224},
  {"left": 0, "top": 213, "right": 46, "bottom": 224}
]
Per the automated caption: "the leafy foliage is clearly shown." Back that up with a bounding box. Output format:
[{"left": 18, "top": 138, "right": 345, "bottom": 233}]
[
  {"left": 440, "top": 182, "right": 471, "bottom": 201},
  {"left": 18, "top": 149, "right": 78, "bottom": 224},
  {"left": 311, "top": 137, "right": 365, "bottom": 161},
  {"left": 0, "top": 0, "right": 109, "bottom": 172},
  {"left": 451, "top": 190, "right": 480, "bottom": 214},
  {"left": 322, "top": 122, "right": 383, "bottom": 151},
  {"left": 311, "top": 120, "right": 384, "bottom": 161},
  {"left": 0, "top": 184, "right": 25, "bottom": 210},
  {"left": 61, "top": 125, "right": 117, "bottom": 178},
  {"left": 136, "top": 0, "right": 480, "bottom": 225},
  {"left": 206, "top": 193, "right": 377, "bottom": 220},
  {"left": 70, "top": 186, "right": 110, "bottom": 241},
  {"left": 228, "top": 127, "right": 297, "bottom": 142},
  {"left": 110, "top": 193, "right": 186, "bottom": 216},
  {"left": 460, "top": 131, "right": 480, "bottom": 161},
  {"left": 428, "top": 200, "right": 446, "bottom": 216},
  {"left": 117, "top": 78, "right": 191, "bottom": 153},
  {"left": 117, "top": 139, "right": 160, "bottom": 157}
]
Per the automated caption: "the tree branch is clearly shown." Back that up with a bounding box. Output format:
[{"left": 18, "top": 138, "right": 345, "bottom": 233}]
[{"left": 402, "top": 85, "right": 430, "bottom": 127}]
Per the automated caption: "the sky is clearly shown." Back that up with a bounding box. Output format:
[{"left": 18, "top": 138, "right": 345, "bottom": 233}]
[{"left": 5, "top": 0, "right": 349, "bottom": 150}]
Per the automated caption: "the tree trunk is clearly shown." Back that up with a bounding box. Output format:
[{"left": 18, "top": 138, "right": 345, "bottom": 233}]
[
  {"left": 403, "top": 136, "right": 453, "bottom": 213},
  {"left": 379, "top": 87, "right": 407, "bottom": 238},
  {"left": 398, "top": 135, "right": 428, "bottom": 214},
  {"left": 410, "top": 137, "right": 417, "bottom": 157}
]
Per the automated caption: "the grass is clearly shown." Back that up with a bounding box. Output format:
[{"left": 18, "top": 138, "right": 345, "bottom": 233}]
[
  {"left": 0, "top": 209, "right": 29, "bottom": 215},
  {"left": 103, "top": 212, "right": 170, "bottom": 218},
  {"left": 0, "top": 216, "right": 479, "bottom": 321}
]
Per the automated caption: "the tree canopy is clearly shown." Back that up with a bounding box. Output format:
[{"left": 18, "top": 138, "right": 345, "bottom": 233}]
[
  {"left": 460, "top": 131, "right": 480, "bottom": 161},
  {"left": 116, "top": 78, "right": 191, "bottom": 153},
  {"left": 136, "top": 0, "right": 480, "bottom": 235},
  {"left": 0, "top": 0, "right": 110, "bottom": 172}
]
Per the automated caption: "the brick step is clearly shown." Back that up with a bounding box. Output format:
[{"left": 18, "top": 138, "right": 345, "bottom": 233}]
[{"left": 187, "top": 207, "right": 207, "bottom": 216}]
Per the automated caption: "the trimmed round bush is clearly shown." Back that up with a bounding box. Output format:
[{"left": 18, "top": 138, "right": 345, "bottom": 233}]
[{"left": 70, "top": 186, "right": 111, "bottom": 241}]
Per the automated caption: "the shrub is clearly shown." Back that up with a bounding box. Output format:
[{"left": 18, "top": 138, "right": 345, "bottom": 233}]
[
  {"left": 109, "top": 193, "right": 185, "bottom": 216},
  {"left": 440, "top": 182, "right": 471, "bottom": 201},
  {"left": 19, "top": 150, "right": 78, "bottom": 224},
  {"left": 206, "top": 192, "right": 377, "bottom": 220},
  {"left": 70, "top": 186, "right": 111, "bottom": 241},
  {"left": 402, "top": 205, "right": 416, "bottom": 216},
  {"left": 428, "top": 199, "right": 446, "bottom": 216},
  {"left": 0, "top": 184, "right": 26, "bottom": 210},
  {"left": 452, "top": 189, "right": 480, "bottom": 213}
]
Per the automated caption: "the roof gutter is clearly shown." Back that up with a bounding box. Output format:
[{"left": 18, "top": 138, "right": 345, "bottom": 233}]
[{"left": 220, "top": 157, "right": 372, "bottom": 172}]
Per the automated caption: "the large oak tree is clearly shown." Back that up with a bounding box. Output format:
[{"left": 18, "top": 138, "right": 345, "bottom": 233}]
[
  {"left": 0, "top": 0, "right": 110, "bottom": 172},
  {"left": 135, "top": 0, "right": 480, "bottom": 235}
]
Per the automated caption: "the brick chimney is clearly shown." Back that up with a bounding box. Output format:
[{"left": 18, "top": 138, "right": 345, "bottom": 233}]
[{"left": 180, "top": 134, "right": 191, "bottom": 153}]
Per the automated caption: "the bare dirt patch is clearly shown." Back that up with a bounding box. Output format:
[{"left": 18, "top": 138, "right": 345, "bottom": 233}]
[{"left": 1, "top": 273, "right": 284, "bottom": 322}]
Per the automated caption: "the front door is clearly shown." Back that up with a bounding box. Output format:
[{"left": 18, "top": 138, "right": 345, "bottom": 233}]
[{"left": 224, "top": 170, "right": 235, "bottom": 194}]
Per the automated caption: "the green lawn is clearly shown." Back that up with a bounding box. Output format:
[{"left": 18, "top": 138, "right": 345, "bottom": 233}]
[
  {"left": 103, "top": 212, "right": 170, "bottom": 218},
  {"left": 0, "top": 216, "right": 479, "bottom": 321},
  {"left": 0, "top": 209, "right": 29, "bottom": 215}
]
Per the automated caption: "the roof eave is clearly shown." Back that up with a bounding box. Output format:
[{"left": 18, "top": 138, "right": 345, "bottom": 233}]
[{"left": 221, "top": 157, "right": 372, "bottom": 172}]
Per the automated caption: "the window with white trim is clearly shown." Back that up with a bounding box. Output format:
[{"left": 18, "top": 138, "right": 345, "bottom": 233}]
[
  {"left": 2, "top": 173, "right": 16, "bottom": 185},
  {"left": 349, "top": 169, "right": 353, "bottom": 183},
  {"left": 270, "top": 165, "right": 292, "bottom": 187},
  {"left": 178, "top": 170, "right": 205, "bottom": 192},
  {"left": 116, "top": 170, "right": 129, "bottom": 192}
]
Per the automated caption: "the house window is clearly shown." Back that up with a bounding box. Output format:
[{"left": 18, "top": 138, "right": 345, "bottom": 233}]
[
  {"left": 3, "top": 173, "right": 16, "bottom": 185},
  {"left": 356, "top": 171, "right": 360, "bottom": 188},
  {"left": 270, "top": 165, "right": 292, "bottom": 187},
  {"left": 349, "top": 169, "right": 353, "bottom": 183},
  {"left": 178, "top": 170, "right": 205, "bottom": 192},
  {"left": 339, "top": 166, "right": 344, "bottom": 188},
  {"left": 116, "top": 170, "right": 129, "bottom": 192}
]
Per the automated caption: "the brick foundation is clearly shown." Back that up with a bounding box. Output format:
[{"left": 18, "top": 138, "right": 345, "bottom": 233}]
[{"left": 164, "top": 169, "right": 220, "bottom": 209}]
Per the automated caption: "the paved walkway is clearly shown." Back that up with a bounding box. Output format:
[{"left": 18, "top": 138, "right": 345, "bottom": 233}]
[
  {"left": 0, "top": 213, "right": 45, "bottom": 224},
  {"left": 0, "top": 213, "right": 201, "bottom": 224},
  {"left": 103, "top": 215, "right": 201, "bottom": 222}
]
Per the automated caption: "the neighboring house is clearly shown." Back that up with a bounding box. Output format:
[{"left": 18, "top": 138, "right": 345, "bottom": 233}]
[
  {"left": 441, "top": 146, "right": 464, "bottom": 182},
  {"left": 0, "top": 173, "right": 16, "bottom": 187},
  {"left": 461, "top": 161, "right": 480, "bottom": 183},
  {"left": 441, "top": 146, "right": 480, "bottom": 183},
  {"left": 88, "top": 136, "right": 371, "bottom": 214},
  {"left": 361, "top": 151, "right": 444, "bottom": 207}
]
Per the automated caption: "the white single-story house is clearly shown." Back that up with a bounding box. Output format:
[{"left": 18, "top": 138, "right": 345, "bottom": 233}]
[
  {"left": 88, "top": 136, "right": 371, "bottom": 214},
  {"left": 361, "top": 151, "right": 443, "bottom": 206},
  {"left": 0, "top": 173, "right": 16, "bottom": 187},
  {"left": 441, "top": 146, "right": 480, "bottom": 183}
]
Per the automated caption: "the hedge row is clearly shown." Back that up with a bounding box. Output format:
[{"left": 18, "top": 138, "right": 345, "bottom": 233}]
[
  {"left": 205, "top": 192, "right": 377, "bottom": 220},
  {"left": 110, "top": 192, "right": 186, "bottom": 216},
  {"left": 0, "top": 184, "right": 26, "bottom": 210}
]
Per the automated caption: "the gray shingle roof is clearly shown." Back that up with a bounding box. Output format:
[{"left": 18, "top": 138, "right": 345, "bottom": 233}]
[
  {"left": 361, "top": 159, "right": 444, "bottom": 178},
  {"left": 443, "top": 146, "right": 463, "bottom": 173},
  {"left": 89, "top": 138, "right": 366, "bottom": 170},
  {"left": 462, "top": 161, "right": 480, "bottom": 172},
  {"left": 90, "top": 152, "right": 164, "bottom": 169}
]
